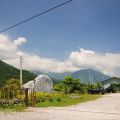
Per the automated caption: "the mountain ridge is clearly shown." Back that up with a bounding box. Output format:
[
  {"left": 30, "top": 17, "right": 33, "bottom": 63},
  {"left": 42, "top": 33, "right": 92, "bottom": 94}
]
[
  {"left": 32, "top": 68, "right": 110, "bottom": 83},
  {"left": 71, "top": 69, "right": 110, "bottom": 83},
  {"left": 0, "top": 60, "right": 37, "bottom": 86}
]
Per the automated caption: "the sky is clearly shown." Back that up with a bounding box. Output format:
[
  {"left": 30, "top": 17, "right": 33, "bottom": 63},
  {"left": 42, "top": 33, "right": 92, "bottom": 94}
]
[{"left": 0, "top": 0, "right": 120, "bottom": 76}]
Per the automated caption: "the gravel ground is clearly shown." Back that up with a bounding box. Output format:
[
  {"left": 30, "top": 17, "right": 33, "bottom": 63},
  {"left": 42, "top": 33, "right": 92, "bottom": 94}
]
[{"left": 1, "top": 93, "right": 120, "bottom": 120}]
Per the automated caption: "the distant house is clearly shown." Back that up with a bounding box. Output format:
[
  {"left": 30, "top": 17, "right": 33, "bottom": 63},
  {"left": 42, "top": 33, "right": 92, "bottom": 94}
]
[{"left": 102, "top": 77, "right": 120, "bottom": 89}]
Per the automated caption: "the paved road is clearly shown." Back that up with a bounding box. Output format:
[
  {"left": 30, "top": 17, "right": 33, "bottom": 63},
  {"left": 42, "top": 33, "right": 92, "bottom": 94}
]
[{"left": 1, "top": 93, "right": 120, "bottom": 120}]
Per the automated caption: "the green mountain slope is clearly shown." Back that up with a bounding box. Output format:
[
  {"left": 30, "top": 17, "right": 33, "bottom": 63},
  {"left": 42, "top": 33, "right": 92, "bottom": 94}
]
[
  {"left": 46, "top": 72, "right": 71, "bottom": 80},
  {"left": 32, "top": 71, "right": 71, "bottom": 80},
  {"left": 32, "top": 71, "right": 61, "bottom": 84},
  {"left": 102, "top": 77, "right": 120, "bottom": 85},
  {"left": 71, "top": 69, "right": 110, "bottom": 83},
  {"left": 0, "top": 60, "right": 37, "bottom": 86},
  {"left": 33, "top": 69, "right": 110, "bottom": 84}
]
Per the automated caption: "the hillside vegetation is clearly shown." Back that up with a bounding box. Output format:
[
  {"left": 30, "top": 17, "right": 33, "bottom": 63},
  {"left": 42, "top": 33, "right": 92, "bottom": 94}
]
[
  {"left": 33, "top": 69, "right": 110, "bottom": 84},
  {"left": 71, "top": 69, "right": 110, "bottom": 83},
  {"left": 0, "top": 60, "right": 37, "bottom": 86}
]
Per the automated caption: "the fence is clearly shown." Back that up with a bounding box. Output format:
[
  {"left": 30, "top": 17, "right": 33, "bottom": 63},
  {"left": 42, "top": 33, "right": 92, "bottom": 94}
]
[
  {"left": 0, "top": 86, "right": 19, "bottom": 100},
  {"left": 0, "top": 86, "right": 36, "bottom": 107}
]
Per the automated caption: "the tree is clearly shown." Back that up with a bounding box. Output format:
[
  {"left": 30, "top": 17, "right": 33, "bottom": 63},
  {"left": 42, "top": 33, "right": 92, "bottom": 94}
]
[
  {"left": 95, "top": 82, "right": 103, "bottom": 89},
  {"left": 109, "top": 83, "right": 119, "bottom": 93},
  {"left": 54, "top": 84, "right": 62, "bottom": 92},
  {"left": 2, "top": 79, "right": 20, "bottom": 99},
  {"left": 62, "top": 76, "right": 84, "bottom": 94}
]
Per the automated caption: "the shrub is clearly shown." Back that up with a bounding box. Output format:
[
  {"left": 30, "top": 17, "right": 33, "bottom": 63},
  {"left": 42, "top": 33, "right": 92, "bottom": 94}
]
[
  {"left": 48, "top": 97, "right": 53, "bottom": 102},
  {"left": 56, "top": 97, "right": 62, "bottom": 102},
  {"left": 35, "top": 92, "right": 65, "bottom": 103},
  {"left": 41, "top": 97, "right": 46, "bottom": 102},
  {"left": 0, "top": 99, "right": 23, "bottom": 107}
]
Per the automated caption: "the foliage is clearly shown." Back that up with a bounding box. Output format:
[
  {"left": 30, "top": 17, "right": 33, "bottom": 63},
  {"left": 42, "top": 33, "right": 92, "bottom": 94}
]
[
  {"left": 71, "top": 69, "right": 110, "bottom": 83},
  {"left": 36, "top": 93, "right": 101, "bottom": 107},
  {"left": 0, "top": 79, "right": 21, "bottom": 99},
  {"left": 35, "top": 92, "right": 65, "bottom": 103},
  {"left": 95, "top": 82, "right": 103, "bottom": 89},
  {"left": 0, "top": 60, "right": 36, "bottom": 87},
  {"left": 0, "top": 99, "right": 23, "bottom": 107},
  {"left": 61, "top": 76, "right": 82, "bottom": 93},
  {"left": 0, "top": 103, "right": 26, "bottom": 112},
  {"left": 107, "top": 83, "right": 120, "bottom": 93},
  {"left": 54, "top": 84, "right": 63, "bottom": 92},
  {"left": 54, "top": 76, "right": 104, "bottom": 94},
  {"left": 87, "top": 82, "right": 103, "bottom": 90}
]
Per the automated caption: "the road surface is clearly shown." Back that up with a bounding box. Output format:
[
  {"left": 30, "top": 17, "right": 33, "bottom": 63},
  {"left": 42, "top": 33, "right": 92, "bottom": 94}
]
[{"left": 1, "top": 93, "right": 120, "bottom": 120}]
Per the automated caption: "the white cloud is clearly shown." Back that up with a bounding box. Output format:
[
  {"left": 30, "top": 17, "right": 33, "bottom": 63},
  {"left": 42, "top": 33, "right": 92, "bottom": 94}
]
[
  {"left": 4, "top": 53, "right": 78, "bottom": 73},
  {"left": 14, "top": 37, "right": 27, "bottom": 46},
  {"left": 1, "top": 34, "right": 120, "bottom": 77},
  {"left": 69, "top": 48, "right": 120, "bottom": 76},
  {"left": 0, "top": 34, "right": 27, "bottom": 60}
]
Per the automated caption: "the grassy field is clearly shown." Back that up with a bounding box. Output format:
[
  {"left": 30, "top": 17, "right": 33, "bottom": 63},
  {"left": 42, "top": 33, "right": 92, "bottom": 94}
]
[
  {"left": 36, "top": 94, "right": 101, "bottom": 107},
  {"left": 0, "top": 94, "right": 101, "bottom": 112},
  {"left": 0, "top": 104, "right": 26, "bottom": 112}
]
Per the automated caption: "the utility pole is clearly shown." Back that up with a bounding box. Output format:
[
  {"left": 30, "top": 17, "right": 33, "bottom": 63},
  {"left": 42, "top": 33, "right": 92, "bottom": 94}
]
[
  {"left": 20, "top": 56, "right": 23, "bottom": 87},
  {"left": 89, "top": 71, "right": 91, "bottom": 84}
]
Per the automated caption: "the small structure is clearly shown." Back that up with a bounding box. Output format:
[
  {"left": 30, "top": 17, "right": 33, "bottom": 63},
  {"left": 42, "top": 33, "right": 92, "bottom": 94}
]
[
  {"left": 22, "top": 75, "right": 53, "bottom": 106},
  {"left": 102, "top": 77, "right": 120, "bottom": 89},
  {"left": 23, "top": 74, "right": 53, "bottom": 93},
  {"left": 23, "top": 80, "right": 35, "bottom": 90},
  {"left": 22, "top": 80, "right": 35, "bottom": 106},
  {"left": 35, "top": 74, "right": 53, "bottom": 93}
]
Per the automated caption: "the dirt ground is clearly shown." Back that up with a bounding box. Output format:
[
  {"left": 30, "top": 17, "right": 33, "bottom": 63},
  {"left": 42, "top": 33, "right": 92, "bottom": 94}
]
[{"left": 1, "top": 93, "right": 120, "bottom": 120}]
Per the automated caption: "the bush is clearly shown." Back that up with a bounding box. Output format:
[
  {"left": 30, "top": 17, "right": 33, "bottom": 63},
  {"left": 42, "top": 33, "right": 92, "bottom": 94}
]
[
  {"left": 54, "top": 84, "right": 62, "bottom": 92},
  {"left": 0, "top": 99, "right": 23, "bottom": 107},
  {"left": 41, "top": 97, "right": 46, "bottom": 102},
  {"left": 56, "top": 97, "right": 62, "bottom": 102},
  {"left": 35, "top": 92, "right": 65, "bottom": 103},
  {"left": 108, "top": 83, "right": 119, "bottom": 93},
  {"left": 48, "top": 97, "right": 53, "bottom": 102}
]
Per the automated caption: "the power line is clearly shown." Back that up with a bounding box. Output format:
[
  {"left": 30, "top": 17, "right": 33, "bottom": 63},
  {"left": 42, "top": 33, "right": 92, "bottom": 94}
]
[{"left": 0, "top": 0, "right": 72, "bottom": 33}]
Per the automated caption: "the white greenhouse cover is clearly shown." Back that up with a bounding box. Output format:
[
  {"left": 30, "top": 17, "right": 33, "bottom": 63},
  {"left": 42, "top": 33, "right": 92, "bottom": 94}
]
[
  {"left": 35, "top": 74, "right": 53, "bottom": 92},
  {"left": 23, "top": 75, "right": 53, "bottom": 93}
]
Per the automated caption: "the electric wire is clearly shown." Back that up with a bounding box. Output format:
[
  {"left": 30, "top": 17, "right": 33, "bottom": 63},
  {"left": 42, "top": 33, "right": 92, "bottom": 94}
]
[{"left": 0, "top": 0, "right": 72, "bottom": 33}]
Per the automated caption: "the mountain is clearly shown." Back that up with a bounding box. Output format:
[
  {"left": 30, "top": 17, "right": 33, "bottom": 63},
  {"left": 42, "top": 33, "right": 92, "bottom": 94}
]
[
  {"left": 102, "top": 77, "right": 120, "bottom": 85},
  {"left": 32, "top": 69, "right": 110, "bottom": 84},
  {"left": 32, "top": 71, "right": 62, "bottom": 84},
  {"left": 1, "top": 60, "right": 110, "bottom": 86},
  {"left": 32, "top": 71, "right": 71, "bottom": 80},
  {"left": 32, "top": 70, "right": 43, "bottom": 76},
  {"left": 0, "top": 60, "right": 37, "bottom": 86},
  {"left": 46, "top": 72, "right": 71, "bottom": 80},
  {"left": 71, "top": 69, "right": 110, "bottom": 83}
]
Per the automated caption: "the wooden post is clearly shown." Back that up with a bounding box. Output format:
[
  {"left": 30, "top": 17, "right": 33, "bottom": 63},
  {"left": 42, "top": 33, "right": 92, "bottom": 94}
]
[
  {"left": 31, "top": 90, "right": 35, "bottom": 107},
  {"left": 20, "top": 56, "right": 23, "bottom": 87},
  {"left": 24, "top": 88, "right": 29, "bottom": 106},
  {"left": 0, "top": 89, "right": 2, "bottom": 99}
]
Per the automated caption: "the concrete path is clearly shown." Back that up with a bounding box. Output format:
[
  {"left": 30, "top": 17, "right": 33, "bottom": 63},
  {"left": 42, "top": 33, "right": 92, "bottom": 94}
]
[{"left": 1, "top": 93, "right": 120, "bottom": 120}]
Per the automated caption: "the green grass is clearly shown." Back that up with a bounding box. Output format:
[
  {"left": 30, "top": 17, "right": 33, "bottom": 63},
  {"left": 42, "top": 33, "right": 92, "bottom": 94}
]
[
  {"left": 0, "top": 104, "right": 26, "bottom": 112},
  {"left": 36, "top": 94, "right": 101, "bottom": 107},
  {"left": 0, "top": 94, "right": 101, "bottom": 111}
]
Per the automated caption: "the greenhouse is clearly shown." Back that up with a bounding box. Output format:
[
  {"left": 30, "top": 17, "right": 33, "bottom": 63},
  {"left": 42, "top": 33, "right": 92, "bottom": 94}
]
[{"left": 23, "top": 74, "right": 53, "bottom": 93}]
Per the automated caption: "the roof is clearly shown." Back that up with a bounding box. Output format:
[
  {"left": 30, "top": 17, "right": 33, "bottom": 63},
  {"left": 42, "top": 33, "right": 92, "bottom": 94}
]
[
  {"left": 22, "top": 80, "right": 35, "bottom": 89},
  {"left": 102, "top": 77, "right": 120, "bottom": 85}
]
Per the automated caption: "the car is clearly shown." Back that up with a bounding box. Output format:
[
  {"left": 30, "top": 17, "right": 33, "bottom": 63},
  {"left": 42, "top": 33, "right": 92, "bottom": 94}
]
[{"left": 88, "top": 88, "right": 106, "bottom": 94}]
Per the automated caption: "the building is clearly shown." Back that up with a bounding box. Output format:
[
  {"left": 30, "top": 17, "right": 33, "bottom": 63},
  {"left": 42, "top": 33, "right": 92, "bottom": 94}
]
[
  {"left": 35, "top": 74, "right": 53, "bottom": 93},
  {"left": 102, "top": 77, "right": 120, "bottom": 89},
  {"left": 23, "top": 74, "right": 53, "bottom": 93}
]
